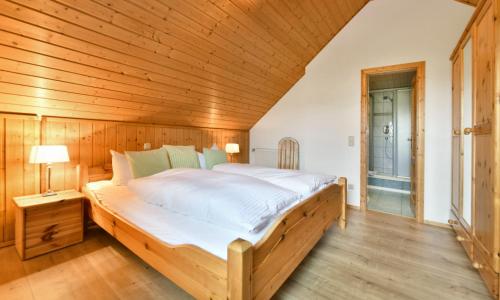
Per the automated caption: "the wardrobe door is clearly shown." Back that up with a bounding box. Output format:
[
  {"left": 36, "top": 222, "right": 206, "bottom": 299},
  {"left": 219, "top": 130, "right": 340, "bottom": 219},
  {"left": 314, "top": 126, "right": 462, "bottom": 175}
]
[
  {"left": 451, "top": 53, "right": 462, "bottom": 216},
  {"left": 473, "top": 4, "right": 496, "bottom": 271},
  {"left": 462, "top": 38, "right": 473, "bottom": 228}
]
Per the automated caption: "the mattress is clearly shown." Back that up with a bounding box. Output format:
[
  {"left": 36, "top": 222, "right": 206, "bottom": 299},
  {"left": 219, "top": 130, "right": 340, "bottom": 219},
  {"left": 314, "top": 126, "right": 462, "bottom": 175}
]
[{"left": 86, "top": 181, "right": 324, "bottom": 260}]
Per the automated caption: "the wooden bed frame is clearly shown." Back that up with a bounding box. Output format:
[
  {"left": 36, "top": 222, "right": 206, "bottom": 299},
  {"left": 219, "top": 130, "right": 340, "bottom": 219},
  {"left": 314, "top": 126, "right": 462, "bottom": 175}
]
[{"left": 78, "top": 165, "right": 347, "bottom": 300}]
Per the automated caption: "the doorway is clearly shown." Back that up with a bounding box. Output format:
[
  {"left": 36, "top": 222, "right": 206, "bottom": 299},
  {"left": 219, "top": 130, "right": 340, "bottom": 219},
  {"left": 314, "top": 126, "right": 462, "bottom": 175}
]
[{"left": 361, "top": 62, "right": 425, "bottom": 222}]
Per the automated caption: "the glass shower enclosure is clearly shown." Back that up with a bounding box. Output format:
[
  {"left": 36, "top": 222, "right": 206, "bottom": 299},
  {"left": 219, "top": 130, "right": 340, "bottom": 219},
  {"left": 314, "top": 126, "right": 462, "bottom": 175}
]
[{"left": 368, "top": 88, "right": 412, "bottom": 191}]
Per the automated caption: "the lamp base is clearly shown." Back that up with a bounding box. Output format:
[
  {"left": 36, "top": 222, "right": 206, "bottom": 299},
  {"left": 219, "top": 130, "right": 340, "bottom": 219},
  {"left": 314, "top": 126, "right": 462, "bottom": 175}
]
[{"left": 42, "top": 190, "right": 57, "bottom": 197}]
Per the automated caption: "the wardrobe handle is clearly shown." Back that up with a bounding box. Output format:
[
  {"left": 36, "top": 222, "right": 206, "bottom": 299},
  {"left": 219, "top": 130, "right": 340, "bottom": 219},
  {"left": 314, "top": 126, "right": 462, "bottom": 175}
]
[
  {"left": 464, "top": 127, "right": 473, "bottom": 135},
  {"left": 453, "top": 129, "right": 461, "bottom": 136},
  {"left": 456, "top": 236, "right": 465, "bottom": 242},
  {"left": 472, "top": 262, "right": 483, "bottom": 269}
]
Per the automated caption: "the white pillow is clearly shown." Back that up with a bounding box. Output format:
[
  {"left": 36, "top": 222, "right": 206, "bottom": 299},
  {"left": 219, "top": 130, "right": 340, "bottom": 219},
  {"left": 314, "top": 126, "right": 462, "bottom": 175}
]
[
  {"left": 110, "top": 150, "right": 132, "bottom": 185},
  {"left": 197, "top": 152, "right": 207, "bottom": 169}
]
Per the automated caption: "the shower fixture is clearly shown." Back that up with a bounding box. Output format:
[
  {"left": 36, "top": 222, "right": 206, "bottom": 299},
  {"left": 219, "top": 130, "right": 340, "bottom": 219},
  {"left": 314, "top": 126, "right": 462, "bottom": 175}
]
[
  {"left": 383, "top": 124, "right": 390, "bottom": 135},
  {"left": 384, "top": 121, "right": 394, "bottom": 159},
  {"left": 383, "top": 122, "right": 394, "bottom": 137}
]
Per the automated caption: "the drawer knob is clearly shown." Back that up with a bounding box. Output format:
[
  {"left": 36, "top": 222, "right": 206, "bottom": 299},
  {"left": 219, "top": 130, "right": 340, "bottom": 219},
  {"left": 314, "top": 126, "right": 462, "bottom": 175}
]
[
  {"left": 472, "top": 262, "right": 483, "bottom": 269},
  {"left": 41, "top": 231, "right": 56, "bottom": 242},
  {"left": 456, "top": 236, "right": 465, "bottom": 242},
  {"left": 41, "top": 224, "right": 58, "bottom": 242}
]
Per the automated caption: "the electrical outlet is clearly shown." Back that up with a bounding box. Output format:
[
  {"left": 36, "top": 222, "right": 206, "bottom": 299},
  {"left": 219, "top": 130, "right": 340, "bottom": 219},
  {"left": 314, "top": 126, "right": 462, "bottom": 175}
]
[
  {"left": 348, "top": 184, "right": 355, "bottom": 190},
  {"left": 348, "top": 136, "right": 355, "bottom": 147}
]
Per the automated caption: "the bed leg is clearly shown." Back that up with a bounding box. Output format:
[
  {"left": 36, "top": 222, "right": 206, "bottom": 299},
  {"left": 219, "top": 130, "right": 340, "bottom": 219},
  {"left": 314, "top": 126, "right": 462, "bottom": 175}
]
[
  {"left": 338, "top": 177, "right": 347, "bottom": 230},
  {"left": 227, "top": 239, "right": 253, "bottom": 300}
]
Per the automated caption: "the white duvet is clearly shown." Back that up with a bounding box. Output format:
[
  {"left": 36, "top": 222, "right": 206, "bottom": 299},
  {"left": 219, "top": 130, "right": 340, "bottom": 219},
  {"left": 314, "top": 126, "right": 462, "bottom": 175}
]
[
  {"left": 213, "top": 163, "right": 337, "bottom": 197},
  {"left": 127, "top": 168, "right": 300, "bottom": 233}
]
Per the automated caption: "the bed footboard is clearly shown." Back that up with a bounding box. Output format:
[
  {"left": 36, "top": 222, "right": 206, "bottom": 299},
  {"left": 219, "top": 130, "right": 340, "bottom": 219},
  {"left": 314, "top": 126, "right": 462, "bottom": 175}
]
[
  {"left": 78, "top": 164, "right": 346, "bottom": 300},
  {"left": 227, "top": 177, "right": 347, "bottom": 300},
  {"left": 79, "top": 165, "right": 228, "bottom": 299}
]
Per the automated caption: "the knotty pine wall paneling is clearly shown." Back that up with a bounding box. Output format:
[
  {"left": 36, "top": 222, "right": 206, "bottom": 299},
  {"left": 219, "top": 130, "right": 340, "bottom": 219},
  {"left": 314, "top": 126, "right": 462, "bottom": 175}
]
[
  {"left": 0, "top": 0, "right": 368, "bottom": 129},
  {"left": 40, "top": 117, "right": 249, "bottom": 191},
  {"left": 0, "top": 114, "right": 41, "bottom": 247}
]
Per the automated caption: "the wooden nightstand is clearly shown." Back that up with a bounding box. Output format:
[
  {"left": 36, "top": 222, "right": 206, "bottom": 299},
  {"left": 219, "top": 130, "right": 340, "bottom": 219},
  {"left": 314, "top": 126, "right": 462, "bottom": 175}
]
[{"left": 13, "top": 190, "right": 85, "bottom": 260}]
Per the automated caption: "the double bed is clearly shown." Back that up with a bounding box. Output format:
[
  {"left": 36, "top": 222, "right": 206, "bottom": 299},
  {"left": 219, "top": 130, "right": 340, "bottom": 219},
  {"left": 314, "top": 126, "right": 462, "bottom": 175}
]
[{"left": 79, "top": 164, "right": 346, "bottom": 300}]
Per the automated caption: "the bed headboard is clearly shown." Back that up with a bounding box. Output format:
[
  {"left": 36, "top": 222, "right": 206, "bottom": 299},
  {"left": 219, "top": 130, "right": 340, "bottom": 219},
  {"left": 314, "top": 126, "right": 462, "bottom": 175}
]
[{"left": 77, "top": 164, "right": 113, "bottom": 191}]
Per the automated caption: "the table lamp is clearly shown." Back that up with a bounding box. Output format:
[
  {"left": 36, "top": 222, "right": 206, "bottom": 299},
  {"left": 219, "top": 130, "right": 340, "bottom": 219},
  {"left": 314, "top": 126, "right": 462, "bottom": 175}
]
[
  {"left": 225, "top": 143, "right": 239, "bottom": 162},
  {"left": 29, "top": 145, "right": 70, "bottom": 196}
]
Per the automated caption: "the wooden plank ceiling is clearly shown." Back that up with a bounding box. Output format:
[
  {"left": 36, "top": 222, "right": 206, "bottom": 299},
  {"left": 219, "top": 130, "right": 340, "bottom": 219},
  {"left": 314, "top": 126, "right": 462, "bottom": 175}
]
[
  {"left": 454, "top": 0, "right": 479, "bottom": 6},
  {"left": 0, "top": 0, "right": 368, "bottom": 130}
]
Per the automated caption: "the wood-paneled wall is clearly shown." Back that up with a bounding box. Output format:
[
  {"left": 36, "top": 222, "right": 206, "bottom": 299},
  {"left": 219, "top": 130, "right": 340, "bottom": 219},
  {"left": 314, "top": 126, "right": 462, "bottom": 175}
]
[
  {"left": 0, "top": 114, "right": 41, "bottom": 247},
  {"left": 0, "top": 0, "right": 368, "bottom": 130},
  {"left": 0, "top": 113, "right": 249, "bottom": 247}
]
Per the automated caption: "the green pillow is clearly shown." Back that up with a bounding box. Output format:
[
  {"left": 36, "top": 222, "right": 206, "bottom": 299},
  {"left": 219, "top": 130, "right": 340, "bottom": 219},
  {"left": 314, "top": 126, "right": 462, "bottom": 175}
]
[
  {"left": 203, "top": 148, "right": 227, "bottom": 169},
  {"left": 163, "top": 145, "right": 200, "bottom": 169},
  {"left": 162, "top": 145, "right": 195, "bottom": 150},
  {"left": 125, "top": 148, "right": 170, "bottom": 178}
]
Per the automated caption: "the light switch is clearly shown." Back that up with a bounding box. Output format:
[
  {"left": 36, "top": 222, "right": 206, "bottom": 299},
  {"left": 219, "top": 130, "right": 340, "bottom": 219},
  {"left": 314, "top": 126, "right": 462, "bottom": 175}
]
[
  {"left": 144, "top": 143, "right": 151, "bottom": 150},
  {"left": 348, "top": 136, "right": 355, "bottom": 147}
]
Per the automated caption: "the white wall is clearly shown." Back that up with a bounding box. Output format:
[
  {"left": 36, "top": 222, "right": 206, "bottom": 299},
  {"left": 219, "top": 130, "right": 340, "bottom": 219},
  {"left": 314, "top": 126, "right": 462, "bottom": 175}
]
[{"left": 250, "top": 0, "right": 473, "bottom": 223}]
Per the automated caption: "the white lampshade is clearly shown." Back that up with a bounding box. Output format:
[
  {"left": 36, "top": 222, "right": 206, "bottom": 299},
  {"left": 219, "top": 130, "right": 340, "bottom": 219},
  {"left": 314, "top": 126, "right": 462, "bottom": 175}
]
[
  {"left": 225, "top": 143, "right": 240, "bottom": 154},
  {"left": 29, "top": 145, "right": 70, "bottom": 164}
]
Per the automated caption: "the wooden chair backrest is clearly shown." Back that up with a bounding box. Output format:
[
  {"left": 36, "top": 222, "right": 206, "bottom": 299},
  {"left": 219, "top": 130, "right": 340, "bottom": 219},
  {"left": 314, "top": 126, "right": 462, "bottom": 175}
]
[{"left": 277, "top": 137, "right": 299, "bottom": 170}]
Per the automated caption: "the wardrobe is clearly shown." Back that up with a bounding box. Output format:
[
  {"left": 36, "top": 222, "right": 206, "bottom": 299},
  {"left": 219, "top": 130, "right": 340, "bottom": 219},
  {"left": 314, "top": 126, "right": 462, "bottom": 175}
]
[{"left": 449, "top": 0, "right": 500, "bottom": 298}]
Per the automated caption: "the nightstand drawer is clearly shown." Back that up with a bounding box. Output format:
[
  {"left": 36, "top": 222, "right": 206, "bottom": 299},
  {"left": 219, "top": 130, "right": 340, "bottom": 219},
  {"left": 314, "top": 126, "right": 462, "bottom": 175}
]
[
  {"left": 24, "top": 200, "right": 83, "bottom": 259},
  {"left": 26, "top": 200, "right": 81, "bottom": 217},
  {"left": 14, "top": 190, "right": 85, "bottom": 260}
]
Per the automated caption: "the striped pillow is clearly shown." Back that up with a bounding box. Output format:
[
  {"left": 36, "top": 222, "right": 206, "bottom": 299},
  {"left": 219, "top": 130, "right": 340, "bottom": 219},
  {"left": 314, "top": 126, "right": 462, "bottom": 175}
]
[
  {"left": 162, "top": 145, "right": 196, "bottom": 151},
  {"left": 163, "top": 145, "right": 200, "bottom": 169},
  {"left": 203, "top": 148, "right": 228, "bottom": 169},
  {"left": 125, "top": 148, "right": 170, "bottom": 178}
]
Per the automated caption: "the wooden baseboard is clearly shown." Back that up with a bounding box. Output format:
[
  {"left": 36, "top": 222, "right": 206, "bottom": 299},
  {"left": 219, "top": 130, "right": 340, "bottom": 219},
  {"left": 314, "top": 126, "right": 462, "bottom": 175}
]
[
  {"left": 424, "top": 219, "right": 452, "bottom": 230},
  {"left": 347, "top": 204, "right": 361, "bottom": 210},
  {"left": 0, "top": 240, "right": 14, "bottom": 248}
]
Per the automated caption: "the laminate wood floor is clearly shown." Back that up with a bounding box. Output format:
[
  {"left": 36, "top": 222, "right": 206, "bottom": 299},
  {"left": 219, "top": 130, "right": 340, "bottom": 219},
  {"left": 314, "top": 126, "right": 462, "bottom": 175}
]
[{"left": 0, "top": 209, "right": 491, "bottom": 300}]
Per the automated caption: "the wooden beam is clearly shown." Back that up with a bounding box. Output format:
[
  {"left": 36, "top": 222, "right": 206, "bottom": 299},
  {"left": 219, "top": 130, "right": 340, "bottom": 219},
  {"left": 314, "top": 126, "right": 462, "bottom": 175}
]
[{"left": 454, "top": 0, "right": 479, "bottom": 6}]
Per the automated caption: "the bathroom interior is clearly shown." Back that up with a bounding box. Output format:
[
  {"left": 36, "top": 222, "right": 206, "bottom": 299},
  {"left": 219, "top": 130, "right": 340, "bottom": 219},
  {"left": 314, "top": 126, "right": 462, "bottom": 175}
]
[{"left": 367, "top": 71, "right": 416, "bottom": 218}]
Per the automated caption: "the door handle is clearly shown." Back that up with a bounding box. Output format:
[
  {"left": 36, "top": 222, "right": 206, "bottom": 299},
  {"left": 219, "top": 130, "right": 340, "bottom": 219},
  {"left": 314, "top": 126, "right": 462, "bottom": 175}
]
[
  {"left": 464, "top": 127, "right": 473, "bottom": 135},
  {"left": 453, "top": 129, "right": 461, "bottom": 135},
  {"left": 472, "top": 262, "right": 483, "bottom": 270}
]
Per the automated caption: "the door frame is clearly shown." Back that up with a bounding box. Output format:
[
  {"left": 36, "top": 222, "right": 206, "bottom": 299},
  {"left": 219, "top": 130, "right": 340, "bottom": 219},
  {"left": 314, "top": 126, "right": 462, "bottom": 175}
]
[{"left": 360, "top": 61, "right": 426, "bottom": 223}]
